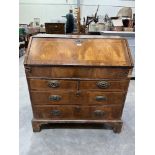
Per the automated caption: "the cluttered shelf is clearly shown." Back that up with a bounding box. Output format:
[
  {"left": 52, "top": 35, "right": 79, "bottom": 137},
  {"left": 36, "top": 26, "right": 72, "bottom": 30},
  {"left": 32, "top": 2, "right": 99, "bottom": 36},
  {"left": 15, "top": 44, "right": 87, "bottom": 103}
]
[{"left": 89, "top": 31, "right": 135, "bottom": 37}]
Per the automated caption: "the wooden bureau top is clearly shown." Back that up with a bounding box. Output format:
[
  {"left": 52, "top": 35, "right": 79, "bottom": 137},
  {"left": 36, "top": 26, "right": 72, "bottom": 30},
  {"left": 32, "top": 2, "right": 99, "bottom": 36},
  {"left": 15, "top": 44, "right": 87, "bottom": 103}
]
[{"left": 24, "top": 34, "right": 133, "bottom": 67}]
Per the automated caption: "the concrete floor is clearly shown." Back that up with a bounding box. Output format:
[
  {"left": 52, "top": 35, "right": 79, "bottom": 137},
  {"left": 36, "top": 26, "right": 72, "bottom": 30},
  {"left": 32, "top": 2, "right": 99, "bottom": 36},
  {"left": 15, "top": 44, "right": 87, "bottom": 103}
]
[{"left": 19, "top": 56, "right": 135, "bottom": 155}]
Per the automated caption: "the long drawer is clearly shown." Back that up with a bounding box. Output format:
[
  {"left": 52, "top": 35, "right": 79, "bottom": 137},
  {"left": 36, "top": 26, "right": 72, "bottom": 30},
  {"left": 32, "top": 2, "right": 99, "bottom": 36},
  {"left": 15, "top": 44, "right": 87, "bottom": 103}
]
[
  {"left": 29, "top": 79, "right": 129, "bottom": 91},
  {"left": 33, "top": 105, "right": 122, "bottom": 120},
  {"left": 25, "top": 66, "right": 130, "bottom": 79},
  {"left": 31, "top": 90, "right": 126, "bottom": 105}
]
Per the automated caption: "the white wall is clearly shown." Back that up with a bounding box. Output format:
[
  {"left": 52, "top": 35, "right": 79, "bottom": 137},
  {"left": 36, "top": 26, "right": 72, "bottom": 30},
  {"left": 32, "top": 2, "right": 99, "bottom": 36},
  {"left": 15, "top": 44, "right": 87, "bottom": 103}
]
[{"left": 19, "top": 0, "right": 135, "bottom": 24}]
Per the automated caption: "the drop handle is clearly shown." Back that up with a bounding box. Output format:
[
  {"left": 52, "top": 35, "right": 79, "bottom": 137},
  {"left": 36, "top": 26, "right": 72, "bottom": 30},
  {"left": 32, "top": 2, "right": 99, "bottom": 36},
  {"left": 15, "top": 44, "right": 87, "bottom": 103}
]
[
  {"left": 96, "top": 96, "right": 107, "bottom": 102},
  {"left": 94, "top": 110, "right": 105, "bottom": 117},
  {"left": 51, "top": 110, "right": 61, "bottom": 116},
  {"left": 49, "top": 95, "right": 61, "bottom": 101}
]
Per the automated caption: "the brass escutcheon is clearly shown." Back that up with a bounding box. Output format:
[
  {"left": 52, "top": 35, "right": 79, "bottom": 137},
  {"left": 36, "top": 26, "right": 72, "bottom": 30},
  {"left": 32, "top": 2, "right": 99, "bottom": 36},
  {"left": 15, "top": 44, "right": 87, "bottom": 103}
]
[{"left": 97, "top": 81, "right": 110, "bottom": 89}]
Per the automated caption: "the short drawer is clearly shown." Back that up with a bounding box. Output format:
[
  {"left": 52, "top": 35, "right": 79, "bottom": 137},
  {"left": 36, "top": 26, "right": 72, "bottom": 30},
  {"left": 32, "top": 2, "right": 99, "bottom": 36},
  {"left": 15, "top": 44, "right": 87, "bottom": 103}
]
[
  {"left": 29, "top": 79, "right": 77, "bottom": 90},
  {"left": 31, "top": 90, "right": 77, "bottom": 105},
  {"left": 80, "top": 80, "right": 130, "bottom": 91},
  {"left": 25, "top": 66, "right": 130, "bottom": 79},
  {"left": 83, "top": 92, "right": 126, "bottom": 105},
  {"left": 33, "top": 105, "right": 122, "bottom": 120}
]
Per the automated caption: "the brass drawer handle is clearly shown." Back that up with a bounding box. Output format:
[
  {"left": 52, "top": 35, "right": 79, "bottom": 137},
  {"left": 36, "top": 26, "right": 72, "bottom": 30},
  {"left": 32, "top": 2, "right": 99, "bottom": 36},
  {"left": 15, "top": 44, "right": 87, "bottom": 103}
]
[
  {"left": 94, "top": 110, "right": 105, "bottom": 117},
  {"left": 97, "top": 81, "right": 110, "bottom": 89},
  {"left": 48, "top": 80, "right": 60, "bottom": 88},
  {"left": 49, "top": 95, "right": 61, "bottom": 101},
  {"left": 51, "top": 110, "right": 61, "bottom": 116},
  {"left": 96, "top": 96, "right": 107, "bottom": 102}
]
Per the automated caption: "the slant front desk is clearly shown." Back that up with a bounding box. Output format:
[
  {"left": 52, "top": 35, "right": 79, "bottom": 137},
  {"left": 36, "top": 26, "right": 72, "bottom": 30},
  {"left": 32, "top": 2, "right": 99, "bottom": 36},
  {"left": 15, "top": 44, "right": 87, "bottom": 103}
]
[{"left": 24, "top": 34, "right": 133, "bottom": 133}]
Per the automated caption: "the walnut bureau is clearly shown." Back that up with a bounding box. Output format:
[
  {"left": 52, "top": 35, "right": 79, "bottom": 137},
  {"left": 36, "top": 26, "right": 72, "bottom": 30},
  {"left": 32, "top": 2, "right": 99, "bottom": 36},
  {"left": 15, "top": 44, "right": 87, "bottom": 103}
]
[{"left": 24, "top": 34, "right": 133, "bottom": 133}]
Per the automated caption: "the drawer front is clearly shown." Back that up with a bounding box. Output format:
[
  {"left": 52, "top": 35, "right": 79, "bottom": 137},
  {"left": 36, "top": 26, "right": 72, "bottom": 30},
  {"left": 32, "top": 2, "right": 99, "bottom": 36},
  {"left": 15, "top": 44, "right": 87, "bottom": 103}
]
[
  {"left": 29, "top": 79, "right": 77, "bottom": 90},
  {"left": 84, "top": 92, "right": 126, "bottom": 105},
  {"left": 31, "top": 91, "right": 125, "bottom": 105},
  {"left": 33, "top": 105, "right": 122, "bottom": 120},
  {"left": 25, "top": 66, "right": 130, "bottom": 79},
  {"left": 31, "top": 91, "right": 77, "bottom": 105},
  {"left": 80, "top": 80, "right": 129, "bottom": 91}
]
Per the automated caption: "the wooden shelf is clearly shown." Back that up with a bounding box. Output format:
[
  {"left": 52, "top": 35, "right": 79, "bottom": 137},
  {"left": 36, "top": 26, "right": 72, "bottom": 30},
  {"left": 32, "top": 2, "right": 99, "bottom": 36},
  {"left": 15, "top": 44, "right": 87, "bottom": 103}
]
[
  {"left": 100, "top": 31, "right": 135, "bottom": 37},
  {"left": 89, "top": 31, "right": 135, "bottom": 37}
]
